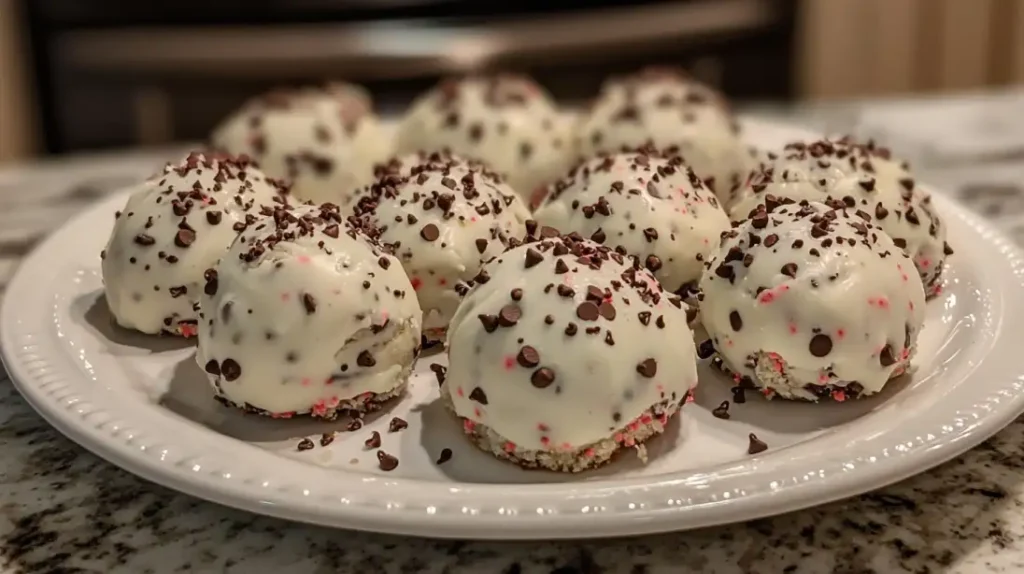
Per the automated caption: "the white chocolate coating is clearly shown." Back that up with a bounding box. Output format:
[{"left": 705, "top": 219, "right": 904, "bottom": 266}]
[
  {"left": 195, "top": 204, "right": 422, "bottom": 417},
  {"left": 349, "top": 153, "right": 530, "bottom": 334},
  {"left": 575, "top": 70, "right": 749, "bottom": 208},
  {"left": 699, "top": 200, "right": 926, "bottom": 401},
  {"left": 729, "top": 138, "right": 952, "bottom": 295},
  {"left": 394, "top": 75, "right": 576, "bottom": 203},
  {"left": 212, "top": 83, "right": 391, "bottom": 205},
  {"left": 101, "top": 152, "right": 286, "bottom": 336},
  {"left": 534, "top": 150, "right": 730, "bottom": 293},
  {"left": 444, "top": 231, "right": 698, "bottom": 451}
]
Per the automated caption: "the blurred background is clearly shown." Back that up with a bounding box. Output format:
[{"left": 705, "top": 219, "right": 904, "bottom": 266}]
[{"left": 2, "top": 0, "right": 1024, "bottom": 164}]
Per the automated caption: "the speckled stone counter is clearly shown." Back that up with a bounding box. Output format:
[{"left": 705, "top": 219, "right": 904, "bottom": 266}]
[{"left": 3, "top": 99, "right": 1024, "bottom": 573}]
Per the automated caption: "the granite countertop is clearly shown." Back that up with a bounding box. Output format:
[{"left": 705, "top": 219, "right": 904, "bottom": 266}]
[{"left": 3, "top": 98, "right": 1024, "bottom": 573}]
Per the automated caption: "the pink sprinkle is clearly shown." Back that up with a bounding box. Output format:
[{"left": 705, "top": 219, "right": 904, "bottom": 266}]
[
  {"left": 658, "top": 414, "right": 669, "bottom": 426},
  {"left": 470, "top": 216, "right": 478, "bottom": 223},
  {"left": 561, "top": 442, "right": 572, "bottom": 451},
  {"left": 537, "top": 423, "right": 550, "bottom": 432},
  {"left": 818, "top": 373, "right": 829, "bottom": 383},
  {"left": 438, "top": 278, "right": 447, "bottom": 286},
  {"left": 919, "top": 258, "right": 931, "bottom": 269},
  {"left": 836, "top": 328, "right": 846, "bottom": 340},
  {"left": 271, "top": 411, "right": 294, "bottom": 419},
  {"left": 877, "top": 297, "right": 890, "bottom": 309},
  {"left": 733, "top": 373, "right": 742, "bottom": 383},
  {"left": 641, "top": 414, "right": 653, "bottom": 424},
  {"left": 457, "top": 387, "right": 464, "bottom": 397},
  {"left": 584, "top": 448, "right": 595, "bottom": 458},
  {"left": 934, "top": 285, "right": 944, "bottom": 295},
  {"left": 463, "top": 419, "right": 476, "bottom": 432},
  {"left": 327, "top": 396, "right": 340, "bottom": 408},
  {"left": 311, "top": 400, "right": 327, "bottom": 417},
  {"left": 900, "top": 347, "right": 910, "bottom": 360},
  {"left": 300, "top": 378, "right": 311, "bottom": 387},
  {"left": 685, "top": 392, "right": 696, "bottom": 404},
  {"left": 788, "top": 323, "right": 798, "bottom": 335},
  {"left": 324, "top": 378, "right": 333, "bottom": 385},
  {"left": 179, "top": 324, "right": 198, "bottom": 338},
  {"left": 628, "top": 421, "right": 640, "bottom": 431},
  {"left": 726, "top": 339, "right": 734, "bottom": 347},
  {"left": 411, "top": 277, "right": 422, "bottom": 291},
  {"left": 656, "top": 384, "right": 665, "bottom": 393},
  {"left": 280, "top": 292, "right": 291, "bottom": 302},
  {"left": 474, "top": 407, "right": 482, "bottom": 418},
  {"left": 614, "top": 432, "right": 625, "bottom": 443},
  {"left": 503, "top": 441, "right": 517, "bottom": 453},
  {"left": 832, "top": 389, "right": 847, "bottom": 402},
  {"left": 503, "top": 356, "right": 516, "bottom": 370},
  {"left": 540, "top": 436, "right": 550, "bottom": 446},
  {"left": 758, "top": 291, "right": 776, "bottom": 304},
  {"left": 624, "top": 436, "right": 636, "bottom": 447},
  {"left": 909, "top": 301, "right": 915, "bottom": 311},
  {"left": 761, "top": 388, "right": 773, "bottom": 397},
  {"left": 297, "top": 255, "right": 311, "bottom": 264},
  {"left": 901, "top": 274, "right": 909, "bottom": 282}
]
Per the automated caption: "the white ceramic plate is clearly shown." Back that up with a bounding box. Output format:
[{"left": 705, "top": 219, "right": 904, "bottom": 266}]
[{"left": 5, "top": 118, "right": 1024, "bottom": 540}]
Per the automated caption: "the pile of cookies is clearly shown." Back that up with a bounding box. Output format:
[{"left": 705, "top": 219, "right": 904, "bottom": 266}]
[{"left": 100, "top": 69, "right": 952, "bottom": 473}]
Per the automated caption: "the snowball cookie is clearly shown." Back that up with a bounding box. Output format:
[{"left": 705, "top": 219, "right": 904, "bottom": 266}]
[
  {"left": 575, "top": 68, "right": 750, "bottom": 209},
  {"left": 211, "top": 82, "right": 390, "bottom": 205},
  {"left": 196, "top": 203, "right": 422, "bottom": 419},
  {"left": 350, "top": 153, "right": 530, "bottom": 340},
  {"left": 534, "top": 148, "right": 730, "bottom": 295},
  {"left": 394, "top": 74, "right": 576, "bottom": 204},
  {"left": 100, "top": 152, "right": 287, "bottom": 337},
  {"left": 442, "top": 227, "right": 698, "bottom": 472},
  {"left": 698, "top": 199, "right": 926, "bottom": 402},
  {"left": 730, "top": 138, "right": 953, "bottom": 297}
]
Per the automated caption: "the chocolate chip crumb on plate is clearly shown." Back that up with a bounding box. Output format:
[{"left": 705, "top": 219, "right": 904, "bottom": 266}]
[{"left": 6, "top": 118, "right": 1024, "bottom": 540}]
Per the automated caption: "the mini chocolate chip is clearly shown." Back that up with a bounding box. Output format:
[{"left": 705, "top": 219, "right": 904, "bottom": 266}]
[
  {"left": 712, "top": 401, "right": 730, "bottom": 419},
  {"left": 732, "top": 386, "right": 746, "bottom": 403},
  {"left": 320, "top": 433, "right": 336, "bottom": 447},
  {"left": 357, "top": 350, "right": 377, "bottom": 367},
  {"left": 134, "top": 234, "right": 156, "bottom": 246},
  {"left": 764, "top": 234, "right": 779, "bottom": 248},
  {"left": 498, "top": 304, "right": 521, "bottom": 326},
  {"left": 204, "top": 359, "right": 221, "bottom": 375},
  {"left": 576, "top": 301, "right": 600, "bottom": 321},
  {"left": 174, "top": 229, "right": 196, "bottom": 248},
  {"left": 544, "top": 314, "right": 554, "bottom": 325},
  {"left": 478, "top": 314, "right": 499, "bottom": 332},
  {"left": 809, "top": 334, "right": 833, "bottom": 357},
  {"left": 420, "top": 223, "right": 440, "bottom": 242},
  {"left": 220, "top": 358, "right": 241, "bottom": 381},
  {"left": 531, "top": 367, "right": 556, "bottom": 388},
  {"left": 729, "top": 311, "right": 743, "bottom": 331},
  {"left": 943, "top": 242, "right": 954, "bottom": 256},
  {"left": 388, "top": 417, "right": 409, "bottom": 432},
  {"left": 297, "top": 438, "right": 315, "bottom": 451},
  {"left": 591, "top": 228, "right": 606, "bottom": 243},
  {"left": 436, "top": 448, "right": 453, "bottom": 465},
  {"left": 206, "top": 211, "right": 222, "bottom": 225},
  {"left": 364, "top": 430, "right": 381, "bottom": 448},
  {"left": 604, "top": 331, "right": 615, "bottom": 345},
  {"left": 554, "top": 259, "right": 569, "bottom": 274},
  {"left": 556, "top": 284, "right": 575, "bottom": 298},
  {"left": 655, "top": 315, "right": 666, "bottom": 329},
  {"left": 525, "top": 248, "right": 544, "bottom": 268},
  {"left": 646, "top": 255, "right": 663, "bottom": 272},
  {"left": 517, "top": 345, "right": 540, "bottom": 367},
  {"left": 378, "top": 257, "right": 391, "bottom": 269},
  {"left": 598, "top": 301, "right": 616, "bottom": 320},
  {"left": 323, "top": 224, "right": 339, "bottom": 238},
  {"left": 781, "top": 263, "right": 798, "bottom": 278},
  {"left": 638, "top": 311, "right": 651, "bottom": 326},
  {"left": 475, "top": 238, "right": 488, "bottom": 253},
  {"left": 747, "top": 433, "right": 768, "bottom": 454},
  {"left": 636, "top": 358, "right": 657, "bottom": 378},
  {"left": 429, "top": 363, "right": 447, "bottom": 386},
  {"left": 643, "top": 228, "right": 658, "bottom": 242},
  {"left": 469, "top": 386, "right": 489, "bottom": 404},
  {"left": 510, "top": 288, "right": 523, "bottom": 301},
  {"left": 302, "top": 293, "right": 317, "bottom": 314},
  {"left": 565, "top": 322, "right": 578, "bottom": 336},
  {"left": 377, "top": 450, "right": 399, "bottom": 471},
  {"left": 169, "top": 286, "right": 187, "bottom": 298}
]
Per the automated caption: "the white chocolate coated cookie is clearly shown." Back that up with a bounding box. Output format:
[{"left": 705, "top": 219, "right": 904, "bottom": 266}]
[
  {"left": 443, "top": 229, "right": 697, "bottom": 471},
  {"left": 196, "top": 204, "right": 422, "bottom": 418},
  {"left": 575, "top": 69, "right": 749, "bottom": 208},
  {"left": 101, "top": 152, "right": 286, "bottom": 336},
  {"left": 730, "top": 138, "right": 953, "bottom": 296},
  {"left": 350, "top": 153, "right": 530, "bottom": 336},
  {"left": 699, "top": 200, "right": 926, "bottom": 401},
  {"left": 394, "top": 75, "right": 576, "bottom": 203},
  {"left": 534, "top": 150, "right": 730, "bottom": 294},
  {"left": 212, "top": 83, "right": 391, "bottom": 205}
]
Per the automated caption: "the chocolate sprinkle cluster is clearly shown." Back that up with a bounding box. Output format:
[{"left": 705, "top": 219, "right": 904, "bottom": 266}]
[
  {"left": 101, "top": 151, "right": 287, "bottom": 336},
  {"left": 740, "top": 136, "right": 951, "bottom": 294}
]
